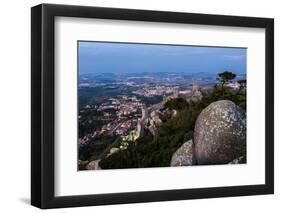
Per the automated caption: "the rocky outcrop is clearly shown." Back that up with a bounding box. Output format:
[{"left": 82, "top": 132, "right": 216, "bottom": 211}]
[
  {"left": 194, "top": 100, "right": 246, "bottom": 165},
  {"left": 228, "top": 156, "right": 246, "bottom": 164},
  {"left": 78, "top": 160, "right": 89, "bottom": 166},
  {"left": 86, "top": 160, "right": 101, "bottom": 170},
  {"left": 170, "top": 139, "right": 195, "bottom": 166},
  {"left": 110, "top": 147, "right": 119, "bottom": 155},
  {"left": 106, "top": 147, "right": 120, "bottom": 158},
  {"left": 186, "top": 84, "right": 203, "bottom": 103}
]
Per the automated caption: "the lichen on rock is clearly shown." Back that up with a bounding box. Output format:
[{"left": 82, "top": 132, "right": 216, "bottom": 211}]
[
  {"left": 86, "top": 160, "right": 101, "bottom": 170},
  {"left": 194, "top": 100, "right": 246, "bottom": 165},
  {"left": 170, "top": 139, "right": 195, "bottom": 166}
]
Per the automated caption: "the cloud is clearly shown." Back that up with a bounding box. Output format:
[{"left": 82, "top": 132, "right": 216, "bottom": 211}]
[{"left": 222, "top": 55, "right": 246, "bottom": 61}]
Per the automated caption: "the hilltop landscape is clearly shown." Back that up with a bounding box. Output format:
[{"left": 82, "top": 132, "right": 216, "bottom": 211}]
[
  {"left": 78, "top": 71, "right": 246, "bottom": 170},
  {"left": 77, "top": 41, "right": 247, "bottom": 170}
]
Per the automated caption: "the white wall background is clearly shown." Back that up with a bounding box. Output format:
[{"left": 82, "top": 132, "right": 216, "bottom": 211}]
[{"left": 0, "top": 0, "right": 279, "bottom": 212}]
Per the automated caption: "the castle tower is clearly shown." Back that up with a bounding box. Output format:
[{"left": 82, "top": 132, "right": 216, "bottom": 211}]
[
  {"left": 173, "top": 88, "right": 179, "bottom": 98},
  {"left": 191, "top": 84, "right": 200, "bottom": 93}
]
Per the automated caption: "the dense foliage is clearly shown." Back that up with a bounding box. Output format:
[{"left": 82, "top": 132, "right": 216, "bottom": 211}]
[
  {"left": 164, "top": 97, "right": 189, "bottom": 110},
  {"left": 138, "top": 95, "right": 163, "bottom": 106},
  {"left": 217, "top": 71, "right": 236, "bottom": 86},
  {"left": 79, "top": 135, "right": 117, "bottom": 161},
  {"left": 78, "top": 109, "right": 108, "bottom": 137}
]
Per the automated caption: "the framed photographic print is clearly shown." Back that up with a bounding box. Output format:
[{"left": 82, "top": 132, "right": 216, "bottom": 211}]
[{"left": 31, "top": 4, "right": 274, "bottom": 209}]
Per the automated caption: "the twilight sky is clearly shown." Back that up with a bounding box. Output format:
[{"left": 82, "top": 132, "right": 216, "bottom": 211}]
[{"left": 78, "top": 41, "right": 246, "bottom": 75}]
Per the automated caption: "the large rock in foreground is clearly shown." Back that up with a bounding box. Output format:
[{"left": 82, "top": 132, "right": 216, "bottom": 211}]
[
  {"left": 171, "top": 140, "right": 194, "bottom": 166},
  {"left": 86, "top": 160, "right": 101, "bottom": 170},
  {"left": 194, "top": 100, "right": 246, "bottom": 165}
]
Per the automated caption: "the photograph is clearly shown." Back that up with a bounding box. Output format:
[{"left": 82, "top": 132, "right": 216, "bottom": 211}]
[
  {"left": 29, "top": 2, "right": 274, "bottom": 209},
  {"left": 77, "top": 41, "right": 247, "bottom": 171}
]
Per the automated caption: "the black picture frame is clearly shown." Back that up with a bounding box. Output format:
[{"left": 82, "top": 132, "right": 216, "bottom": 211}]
[{"left": 31, "top": 3, "right": 274, "bottom": 209}]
